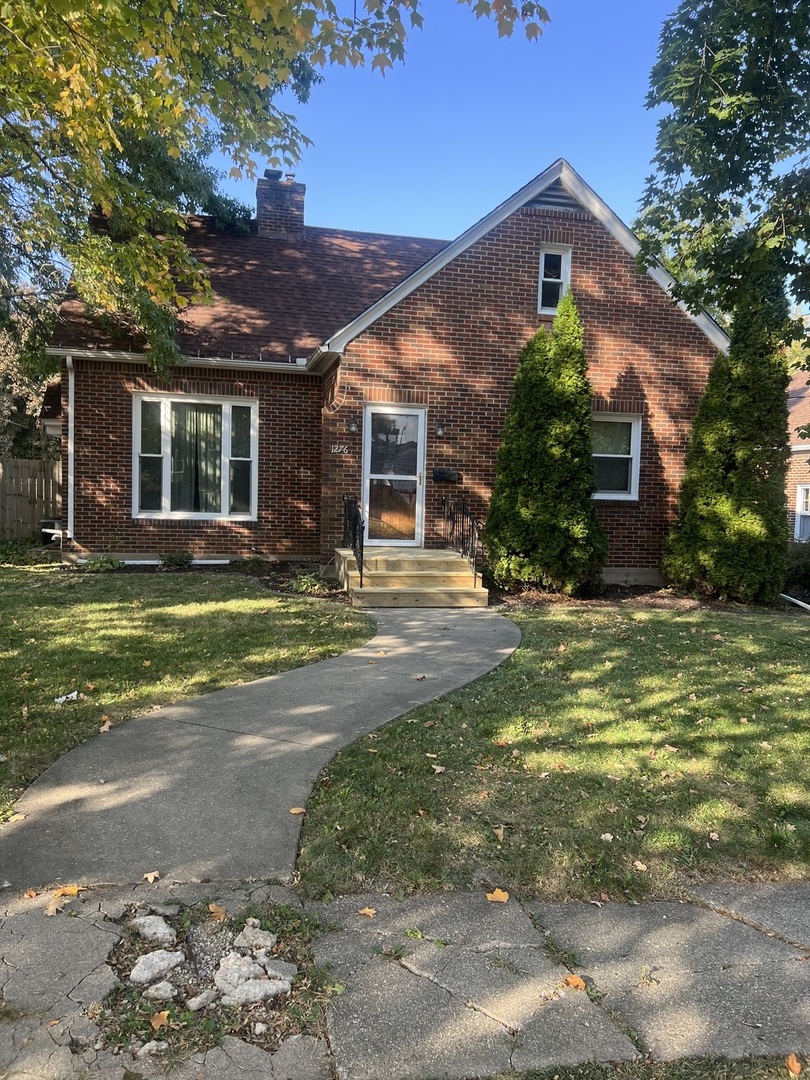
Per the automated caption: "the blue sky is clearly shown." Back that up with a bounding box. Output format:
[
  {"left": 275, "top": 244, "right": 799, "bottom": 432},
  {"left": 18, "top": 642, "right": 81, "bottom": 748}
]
[{"left": 222, "top": 1, "right": 675, "bottom": 241}]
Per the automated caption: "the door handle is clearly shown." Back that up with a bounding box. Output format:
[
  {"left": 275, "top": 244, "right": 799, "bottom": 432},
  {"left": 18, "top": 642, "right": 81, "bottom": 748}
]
[{"left": 418, "top": 472, "right": 422, "bottom": 486}]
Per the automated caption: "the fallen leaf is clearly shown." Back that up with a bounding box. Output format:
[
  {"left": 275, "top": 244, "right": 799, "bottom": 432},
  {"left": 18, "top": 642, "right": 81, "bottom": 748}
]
[
  {"left": 633, "top": 861, "right": 648, "bottom": 872},
  {"left": 415, "top": 675, "right": 426, "bottom": 681},
  {"left": 600, "top": 833, "right": 614, "bottom": 843},
  {"left": 432, "top": 764, "right": 446, "bottom": 774},
  {"left": 24, "top": 889, "right": 37, "bottom": 899},
  {"left": 708, "top": 832, "right": 720, "bottom": 842},
  {"left": 786, "top": 1053, "right": 802, "bottom": 1076},
  {"left": 44, "top": 897, "right": 66, "bottom": 917},
  {"left": 486, "top": 888, "right": 509, "bottom": 903},
  {"left": 760, "top": 741, "right": 773, "bottom": 750},
  {"left": 99, "top": 717, "right": 112, "bottom": 733},
  {"left": 208, "top": 903, "right": 226, "bottom": 921},
  {"left": 564, "top": 974, "right": 586, "bottom": 990},
  {"left": 47, "top": 1019, "right": 61, "bottom": 1027},
  {"left": 600, "top": 892, "right": 610, "bottom": 902},
  {"left": 150, "top": 1010, "right": 169, "bottom": 1031},
  {"left": 289, "top": 807, "right": 306, "bottom": 815},
  {"left": 664, "top": 744, "right": 679, "bottom": 752},
  {"left": 425, "top": 753, "right": 437, "bottom": 758},
  {"left": 358, "top": 907, "right": 376, "bottom": 918},
  {"left": 142, "top": 870, "right": 160, "bottom": 883},
  {"left": 53, "top": 884, "right": 86, "bottom": 899},
  {"left": 142, "top": 660, "right": 151, "bottom": 667},
  {"left": 492, "top": 826, "right": 505, "bottom": 842},
  {"left": 417, "top": 808, "right": 427, "bottom": 817},
  {"left": 85, "top": 683, "right": 96, "bottom": 691}
]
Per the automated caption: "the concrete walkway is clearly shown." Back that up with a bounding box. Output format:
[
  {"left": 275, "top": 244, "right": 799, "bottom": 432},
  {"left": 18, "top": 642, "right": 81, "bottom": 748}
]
[
  {"left": 2, "top": 608, "right": 809, "bottom": 1080},
  {"left": 0, "top": 609, "right": 521, "bottom": 888}
]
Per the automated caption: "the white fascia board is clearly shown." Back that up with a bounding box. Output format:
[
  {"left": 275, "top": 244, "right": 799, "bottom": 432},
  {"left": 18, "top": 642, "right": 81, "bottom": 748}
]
[
  {"left": 318, "top": 158, "right": 730, "bottom": 358},
  {"left": 46, "top": 346, "right": 311, "bottom": 373}
]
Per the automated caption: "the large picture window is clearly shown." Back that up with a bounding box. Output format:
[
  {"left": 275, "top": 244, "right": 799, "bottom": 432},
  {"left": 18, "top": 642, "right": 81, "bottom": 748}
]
[
  {"left": 591, "top": 414, "right": 641, "bottom": 500},
  {"left": 133, "top": 395, "right": 258, "bottom": 519}
]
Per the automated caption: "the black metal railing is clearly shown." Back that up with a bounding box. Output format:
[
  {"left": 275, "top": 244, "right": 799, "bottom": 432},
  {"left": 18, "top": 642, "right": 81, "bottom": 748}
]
[
  {"left": 441, "top": 495, "right": 484, "bottom": 587},
  {"left": 342, "top": 494, "right": 365, "bottom": 589}
]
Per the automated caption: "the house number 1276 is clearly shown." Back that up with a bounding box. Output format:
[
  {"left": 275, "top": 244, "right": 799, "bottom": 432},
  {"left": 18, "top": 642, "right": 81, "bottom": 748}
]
[{"left": 330, "top": 444, "right": 349, "bottom": 454}]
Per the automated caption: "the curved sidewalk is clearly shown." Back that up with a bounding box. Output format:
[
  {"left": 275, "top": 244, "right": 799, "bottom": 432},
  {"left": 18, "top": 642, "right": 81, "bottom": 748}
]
[{"left": 0, "top": 609, "right": 521, "bottom": 889}]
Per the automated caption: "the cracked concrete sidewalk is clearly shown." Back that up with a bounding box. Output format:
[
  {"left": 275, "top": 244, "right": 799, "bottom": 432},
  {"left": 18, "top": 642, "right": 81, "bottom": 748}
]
[{"left": 4, "top": 880, "right": 809, "bottom": 1080}]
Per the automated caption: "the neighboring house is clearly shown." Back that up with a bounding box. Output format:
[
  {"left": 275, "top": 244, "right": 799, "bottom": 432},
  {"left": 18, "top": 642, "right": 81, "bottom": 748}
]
[
  {"left": 788, "top": 369, "right": 810, "bottom": 541},
  {"left": 46, "top": 159, "right": 729, "bottom": 584}
]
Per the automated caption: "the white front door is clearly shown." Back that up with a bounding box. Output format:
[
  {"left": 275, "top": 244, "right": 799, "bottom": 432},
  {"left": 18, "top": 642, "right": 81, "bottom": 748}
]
[{"left": 362, "top": 405, "right": 426, "bottom": 546}]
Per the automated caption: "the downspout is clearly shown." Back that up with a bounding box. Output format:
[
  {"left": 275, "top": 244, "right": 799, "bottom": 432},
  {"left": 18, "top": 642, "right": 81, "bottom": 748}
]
[{"left": 65, "top": 356, "right": 75, "bottom": 543}]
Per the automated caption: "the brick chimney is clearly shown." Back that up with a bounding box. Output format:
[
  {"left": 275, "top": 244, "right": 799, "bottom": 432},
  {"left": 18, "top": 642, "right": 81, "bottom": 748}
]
[{"left": 256, "top": 169, "right": 306, "bottom": 240}]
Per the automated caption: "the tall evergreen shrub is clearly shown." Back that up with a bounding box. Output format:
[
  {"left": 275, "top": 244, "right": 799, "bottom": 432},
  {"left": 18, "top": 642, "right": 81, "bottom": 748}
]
[
  {"left": 662, "top": 258, "right": 791, "bottom": 603},
  {"left": 483, "top": 293, "right": 607, "bottom": 595}
]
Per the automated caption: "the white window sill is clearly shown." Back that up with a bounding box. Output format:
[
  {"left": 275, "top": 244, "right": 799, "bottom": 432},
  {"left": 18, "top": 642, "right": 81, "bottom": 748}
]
[
  {"left": 134, "top": 513, "right": 256, "bottom": 522},
  {"left": 592, "top": 492, "right": 639, "bottom": 502}
]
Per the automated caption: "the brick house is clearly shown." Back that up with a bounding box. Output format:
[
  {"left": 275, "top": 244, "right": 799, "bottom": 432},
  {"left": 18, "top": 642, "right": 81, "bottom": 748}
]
[
  {"left": 47, "top": 159, "right": 729, "bottom": 591},
  {"left": 788, "top": 369, "right": 810, "bottom": 540}
]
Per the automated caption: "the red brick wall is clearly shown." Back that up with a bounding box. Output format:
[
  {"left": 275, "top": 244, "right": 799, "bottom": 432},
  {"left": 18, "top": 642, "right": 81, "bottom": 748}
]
[
  {"left": 319, "top": 204, "right": 720, "bottom": 570},
  {"left": 66, "top": 360, "right": 322, "bottom": 558},
  {"left": 787, "top": 448, "right": 810, "bottom": 537}
]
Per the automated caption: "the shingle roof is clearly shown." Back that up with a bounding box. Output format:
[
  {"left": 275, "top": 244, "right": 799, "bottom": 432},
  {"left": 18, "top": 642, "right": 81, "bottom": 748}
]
[
  {"left": 51, "top": 220, "right": 448, "bottom": 361},
  {"left": 789, "top": 368, "right": 810, "bottom": 445}
]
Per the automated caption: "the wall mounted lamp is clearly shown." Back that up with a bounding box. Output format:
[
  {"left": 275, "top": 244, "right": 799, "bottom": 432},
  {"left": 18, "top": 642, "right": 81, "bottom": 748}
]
[
  {"left": 435, "top": 422, "right": 446, "bottom": 437},
  {"left": 347, "top": 418, "right": 359, "bottom": 433}
]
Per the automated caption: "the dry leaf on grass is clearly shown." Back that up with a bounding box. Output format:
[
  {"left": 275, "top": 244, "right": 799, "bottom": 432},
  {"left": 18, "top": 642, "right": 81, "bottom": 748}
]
[
  {"left": 431, "top": 764, "right": 446, "bottom": 774},
  {"left": 53, "top": 885, "right": 86, "bottom": 899},
  {"left": 24, "top": 889, "right": 37, "bottom": 899},
  {"left": 142, "top": 870, "right": 160, "bottom": 883},
  {"left": 786, "top": 1054, "right": 803, "bottom": 1076},
  {"left": 564, "top": 974, "right": 586, "bottom": 991},
  {"left": 358, "top": 907, "right": 376, "bottom": 918},
  {"left": 633, "top": 861, "right": 648, "bottom": 872},
  {"left": 486, "top": 888, "right": 509, "bottom": 903},
  {"left": 289, "top": 807, "right": 306, "bottom": 815},
  {"left": 208, "top": 903, "right": 226, "bottom": 921},
  {"left": 492, "top": 826, "right": 505, "bottom": 842},
  {"left": 99, "top": 717, "right": 112, "bottom": 733},
  {"left": 150, "top": 1011, "right": 169, "bottom": 1031}
]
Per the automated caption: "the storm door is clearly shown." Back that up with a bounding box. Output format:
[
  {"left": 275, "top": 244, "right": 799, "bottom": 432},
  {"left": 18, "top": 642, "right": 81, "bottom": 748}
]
[{"left": 362, "top": 406, "right": 425, "bottom": 545}]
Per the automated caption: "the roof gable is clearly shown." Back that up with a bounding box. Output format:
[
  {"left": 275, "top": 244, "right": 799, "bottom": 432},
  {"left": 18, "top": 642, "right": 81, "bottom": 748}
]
[{"left": 314, "top": 158, "right": 730, "bottom": 362}]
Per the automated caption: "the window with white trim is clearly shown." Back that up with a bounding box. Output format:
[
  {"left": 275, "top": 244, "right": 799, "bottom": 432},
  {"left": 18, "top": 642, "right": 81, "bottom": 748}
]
[
  {"left": 133, "top": 395, "right": 258, "bottom": 519},
  {"left": 591, "top": 414, "right": 641, "bottom": 500},
  {"left": 538, "top": 246, "right": 572, "bottom": 315},
  {"left": 796, "top": 485, "right": 810, "bottom": 540}
]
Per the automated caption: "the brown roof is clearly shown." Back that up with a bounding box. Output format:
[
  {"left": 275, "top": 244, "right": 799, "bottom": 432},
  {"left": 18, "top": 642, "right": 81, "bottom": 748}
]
[
  {"left": 52, "top": 220, "right": 447, "bottom": 362},
  {"left": 789, "top": 368, "right": 810, "bottom": 445}
]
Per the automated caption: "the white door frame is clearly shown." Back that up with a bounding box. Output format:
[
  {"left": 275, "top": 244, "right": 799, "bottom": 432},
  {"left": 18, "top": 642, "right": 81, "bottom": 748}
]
[{"left": 362, "top": 404, "right": 426, "bottom": 547}]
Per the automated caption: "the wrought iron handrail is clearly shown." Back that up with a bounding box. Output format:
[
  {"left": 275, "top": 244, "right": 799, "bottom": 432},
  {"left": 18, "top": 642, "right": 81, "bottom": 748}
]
[
  {"left": 441, "top": 495, "right": 484, "bottom": 587},
  {"left": 342, "top": 494, "right": 365, "bottom": 589}
]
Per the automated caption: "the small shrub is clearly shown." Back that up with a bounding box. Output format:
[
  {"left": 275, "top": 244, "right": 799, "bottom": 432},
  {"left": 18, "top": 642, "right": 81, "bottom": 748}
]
[
  {"left": 159, "top": 549, "right": 194, "bottom": 570},
  {"left": 229, "top": 556, "right": 270, "bottom": 575},
  {"left": 83, "top": 555, "right": 124, "bottom": 573},
  {"left": 784, "top": 541, "right": 810, "bottom": 592},
  {"left": 291, "top": 571, "right": 331, "bottom": 595}
]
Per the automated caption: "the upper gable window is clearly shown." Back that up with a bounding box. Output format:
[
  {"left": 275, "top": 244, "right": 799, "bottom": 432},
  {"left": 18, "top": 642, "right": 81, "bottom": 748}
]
[
  {"left": 797, "top": 485, "right": 810, "bottom": 540},
  {"left": 538, "top": 246, "right": 572, "bottom": 315},
  {"left": 133, "top": 394, "right": 258, "bottom": 520}
]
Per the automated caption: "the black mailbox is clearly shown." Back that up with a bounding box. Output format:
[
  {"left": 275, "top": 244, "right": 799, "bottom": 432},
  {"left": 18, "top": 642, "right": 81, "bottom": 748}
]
[{"left": 432, "top": 468, "right": 461, "bottom": 483}]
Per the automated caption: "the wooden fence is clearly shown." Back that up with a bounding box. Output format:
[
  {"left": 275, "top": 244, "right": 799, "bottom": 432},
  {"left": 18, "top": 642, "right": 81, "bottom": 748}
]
[{"left": 0, "top": 458, "right": 62, "bottom": 541}]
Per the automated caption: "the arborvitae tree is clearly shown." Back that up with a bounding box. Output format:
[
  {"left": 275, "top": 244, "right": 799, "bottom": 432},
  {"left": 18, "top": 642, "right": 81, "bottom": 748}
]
[
  {"left": 483, "top": 293, "right": 607, "bottom": 595},
  {"left": 662, "top": 257, "right": 791, "bottom": 603}
]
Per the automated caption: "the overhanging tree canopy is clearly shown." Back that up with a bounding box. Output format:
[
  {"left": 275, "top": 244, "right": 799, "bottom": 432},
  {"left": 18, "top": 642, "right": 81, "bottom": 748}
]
[
  {"left": 638, "top": 0, "right": 810, "bottom": 323},
  {"left": 1, "top": 0, "right": 550, "bottom": 371}
]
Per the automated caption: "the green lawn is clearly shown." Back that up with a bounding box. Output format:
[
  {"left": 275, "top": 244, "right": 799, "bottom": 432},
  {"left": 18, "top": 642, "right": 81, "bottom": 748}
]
[
  {"left": 298, "top": 601, "right": 810, "bottom": 901},
  {"left": 482, "top": 1061, "right": 794, "bottom": 1080},
  {"left": 0, "top": 566, "right": 374, "bottom": 820}
]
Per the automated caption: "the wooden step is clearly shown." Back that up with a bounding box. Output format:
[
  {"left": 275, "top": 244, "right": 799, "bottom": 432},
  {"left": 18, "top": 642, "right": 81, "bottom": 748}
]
[
  {"left": 344, "top": 570, "right": 477, "bottom": 589},
  {"left": 348, "top": 586, "right": 489, "bottom": 608}
]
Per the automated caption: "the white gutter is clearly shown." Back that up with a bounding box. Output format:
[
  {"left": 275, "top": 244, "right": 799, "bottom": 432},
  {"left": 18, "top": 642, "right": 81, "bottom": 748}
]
[
  {"left": 66, "top": 356, "right": 75, "bottom": 542},
  {"left": 46, "top": 347, "right": 311, "bottom": 374}
]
